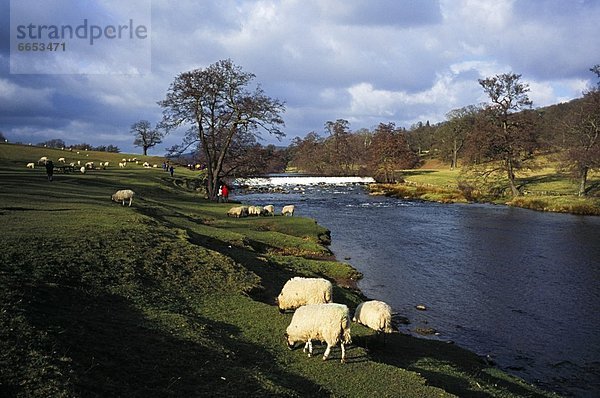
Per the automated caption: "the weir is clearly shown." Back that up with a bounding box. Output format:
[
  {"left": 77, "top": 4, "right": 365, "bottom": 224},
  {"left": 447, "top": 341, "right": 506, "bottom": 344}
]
[{"left": 233, "top": 176, "right": 375, "bottom": 187}]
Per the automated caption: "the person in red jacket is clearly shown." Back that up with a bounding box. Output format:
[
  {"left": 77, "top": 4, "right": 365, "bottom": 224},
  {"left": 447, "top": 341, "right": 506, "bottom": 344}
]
[{"left": 221, "top": 184, "right": 229, "bottom": 202}]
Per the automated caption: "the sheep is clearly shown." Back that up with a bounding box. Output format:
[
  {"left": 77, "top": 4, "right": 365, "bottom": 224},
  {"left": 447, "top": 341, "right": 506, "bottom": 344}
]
[
  {"left": 26, "top": 162, "right": 35, "bottom": 168},
  {"left": 37, "top": 156, "right": 48, "bottom": 165},
  {"left": 58, "top": 157, "right": 66, "bottom": 163},
  {"left": 285, "top": 303, "right": 352, "bottom": 363},
  {"left": 247, "top": 205, "right": 263, "bottom": 216},
  {"left": 353, "top": 300, "right": 394, "bottom": 334},
  {"left": 142, "top": 162, "right": 150, "bottom": 168},
  {"left": 282, "top": 205, "right": 295, "bottom": 216},
  {"left": 263, "top": 205, "right": 275, "bottom": 216},
  {"left": 277, "top": 277, "right": 333, "bottom": 312},
  {"left": 119, "top": 162, "right": 126, "bottom": 168},
  {"left": 80, "top": 166, "right": 86, "bottom": 174},
  {"left": 111, "top": 189, "right": 135, "bottom": 206},
  {"left": 227, "top": 206, "right": 249, "bottom": 218},
  {"left": 85, "top": 162, "right": 94, "bottom": 169},
  {"left": 69, "top": 162, "right": 75, "bottom": 167}
]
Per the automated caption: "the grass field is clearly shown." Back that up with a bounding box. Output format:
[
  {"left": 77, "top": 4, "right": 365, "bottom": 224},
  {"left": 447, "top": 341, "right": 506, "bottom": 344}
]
[
  {"left": 0, "top": 143, "right": 558, "bottom": 397},
  {"left": 370, "top": 158, "right": 600, "bottom": 215}
]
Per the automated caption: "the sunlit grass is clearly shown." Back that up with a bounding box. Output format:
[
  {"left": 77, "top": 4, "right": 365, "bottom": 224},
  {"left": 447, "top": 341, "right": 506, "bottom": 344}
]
[{"left": 0, "top": 143, "right": 558, "bottom": 397}]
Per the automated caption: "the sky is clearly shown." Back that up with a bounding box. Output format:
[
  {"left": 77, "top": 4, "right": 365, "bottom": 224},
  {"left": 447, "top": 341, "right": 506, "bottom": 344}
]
[{"left": 1, "top": 0, "right": 600, "bottom": 155}]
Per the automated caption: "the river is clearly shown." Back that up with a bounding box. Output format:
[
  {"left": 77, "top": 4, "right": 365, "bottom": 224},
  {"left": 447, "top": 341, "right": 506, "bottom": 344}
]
[{"left": 233, "top": 184, "right": 600, "bottom": 397}]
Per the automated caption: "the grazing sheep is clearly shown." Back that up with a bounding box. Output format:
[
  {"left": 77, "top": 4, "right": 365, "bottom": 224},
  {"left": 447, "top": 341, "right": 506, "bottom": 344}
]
[
  {"left": 80, "top": 166, "right": 86, "bottom": 174},
  {"left": 111, "top": 189, "right": 135, "bottom": 206},
  {"left": 69, "top": 162, "right": 75, "bottom": 167},
  {"left": 285, "top": 303, "right": 352, "bottom": 363},
  {"left": 58, "top": 157, "right": 65, "bottom": 163},
  {"left": 353, "top": 300, "right": 394, "bottom": 334},
  {"left": 142, "top": 162, "right": 150, "bottom": 168},
  {"left": 282, "top": 205, "right": 295, "bottom": 216},
  {"left": 263, "top": 205, "right": 275, "bottom": 216},
  {"left": 77, "top": 160, "right": 81, "bottom": 166},
  {"left": 277, "top": 277, "right": 333, "bottom": 312},
  {"left": 37, "top": 156, "right": 48, "bottom": 165},
  {"left": 122, "top": 158, "right": 127, "bottom": 162},
  {"left": 26, "top": 162, "right": 35, "bottom": 168},
  {"left": 248, "top": 205, "right": 263, "bottom": 216},
  {"left": 227, "top": 206, "right": 249, "bottom": 218},
  {"left": 85, "top": 162, "right": 94, "bottom": 169},
  {"left": 119, "top": 162, "right": 126, "bottom": 168}
]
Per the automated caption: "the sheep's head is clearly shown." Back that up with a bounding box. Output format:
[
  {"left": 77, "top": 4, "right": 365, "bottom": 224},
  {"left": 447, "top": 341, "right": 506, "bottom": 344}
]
[{"left": 284, "top": 333, "right": 296, "bottom": 349}]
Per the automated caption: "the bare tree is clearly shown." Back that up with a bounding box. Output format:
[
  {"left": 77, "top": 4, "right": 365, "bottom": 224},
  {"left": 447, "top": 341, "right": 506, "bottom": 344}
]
[
  {"left": 476, "top": 73, "right": 535, "bottom": 196},
  {"left": 561, "top": 65, "right": 600, "bottom": 196},
  {"left": 131, "top": 120, "right": 164, "bottom": 155},
  {"left": 159, "top": 59, "right": 285, "bottom": 200},
  {"left": 367, "top": 122, "right": 418, "bottom": 182},
  {"left": 437, "top": 105, "right": 482, "bottom": 169}
]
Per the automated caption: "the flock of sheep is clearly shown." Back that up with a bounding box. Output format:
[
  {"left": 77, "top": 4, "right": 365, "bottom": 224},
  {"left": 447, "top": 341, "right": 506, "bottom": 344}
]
[
  {"left": 27, "top": 153, "right": 392, "bottom": 364},
  {"left": 277, "top": 276, "right": 394, "bottom": 363},
  {"left": 26, "top": 155, "right": 160, "bottom": 173},
  {"left": 227, "top": 204, "right": 295, "bottom": 218}
]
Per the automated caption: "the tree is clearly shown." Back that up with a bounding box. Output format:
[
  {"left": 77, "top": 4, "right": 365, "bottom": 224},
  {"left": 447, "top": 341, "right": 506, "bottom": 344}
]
[
  {"left": 437, "top": 105, "right": 481, "bottom": 169},
  {"left": 475, "top": 73, "right": 535, "bottom": 196},
  {"left": 561, "top": 65, "right": 600, "bottom": 196},
  {"left": 324, "top": 119, "right": 356, "bottom": 175},
  {"left": 159, "top": 59, "right": 285, "bottom": 200},
  {"left": 0, "top": 131, "right": 5, "bottom": 142},
  {"left": 367, "top": 123, "right": 418, "bottom": 182},
  {"left": 131, "top": 120, "right": 164, "bottom": 155}
]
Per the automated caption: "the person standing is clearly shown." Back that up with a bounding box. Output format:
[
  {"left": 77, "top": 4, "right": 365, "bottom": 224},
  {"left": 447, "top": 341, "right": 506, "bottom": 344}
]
[
  {"left": 169, "top": 165, "right": 174, "bottom": 177},
  {"left": 45, "top": 160, "right": 54, "bottom": 182},
  {"left": 221, "top": 184, "right": 229, "bottom": 202}
]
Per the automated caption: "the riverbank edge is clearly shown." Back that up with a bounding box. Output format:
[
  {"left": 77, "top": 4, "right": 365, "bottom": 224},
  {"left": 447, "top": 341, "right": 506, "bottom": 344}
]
[{"left": 368, "top": 182, "right": 600, "bottom": 216}]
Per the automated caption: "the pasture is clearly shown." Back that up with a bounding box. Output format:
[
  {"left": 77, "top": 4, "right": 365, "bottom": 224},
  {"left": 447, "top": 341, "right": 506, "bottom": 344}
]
[{"left": 0, "top": 143, "right": 556, "bottom": 397}]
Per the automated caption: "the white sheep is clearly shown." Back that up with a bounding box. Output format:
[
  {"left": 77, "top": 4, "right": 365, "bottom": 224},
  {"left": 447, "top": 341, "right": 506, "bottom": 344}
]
[
  {"left": 247, "top": 205, "right": 263, "bottom": 216},
  {"left": 111, "top": 189, "right": 135, "bottom": 206},
  {"left": 26, "top": 162, "right": 35, "bottom": 168},
  {"left": 263, "top": 205, "right": 275, "bottom": 216},
  {"left": 69, "top": 162, "right": 75, "bottom": 167},
  {"left": 37, "top": 156, "right": 48, "bottom": 165},
  {"left": 353, "top": 300, "right": 394, "bottom": 334},
  {"left": 227, "top": 206, "right": 249, "bottom": 218},
  {"left": 119, "top": 162, "right": 126, "bottom": 168},
  {"left": 285, "top": 303, "right": 352, "bottom": 363},
  {"left": 80, "top": 166, "right": 86, "bottom": 174},
  {"left": 277, "top": 277, "right": 333, "bottom": 312},
  {"left": 142, "top": 162, "right": 150, "bottom": 168},
  {"left": 282, "top": 205, "right": 295, "bottom": 216},
  {"left": 58, "top": 157, "right": 65, "bottom": 163}
]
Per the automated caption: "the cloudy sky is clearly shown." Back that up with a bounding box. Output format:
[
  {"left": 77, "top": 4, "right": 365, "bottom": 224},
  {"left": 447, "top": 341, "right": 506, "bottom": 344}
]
[{"left": 1, "top": 0, "right": 600, "bottom": 154}]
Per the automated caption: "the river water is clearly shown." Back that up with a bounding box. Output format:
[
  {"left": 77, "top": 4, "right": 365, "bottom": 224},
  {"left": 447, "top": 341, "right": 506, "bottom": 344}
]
[{"left": 233, "top": 184, "right": 600, "bottom": 397}]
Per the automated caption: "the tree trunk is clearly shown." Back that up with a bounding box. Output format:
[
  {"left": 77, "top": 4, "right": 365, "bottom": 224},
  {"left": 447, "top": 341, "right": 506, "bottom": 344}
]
[
  {"left": 451, "top": 139, "right": 458, "bottom": 170},
  {"left": 143, "top": 146, "right": 148, "bottom": 156},
  {"left": 506, "top": 157, "right": 520, "bottom": 197},
  {"left": 578, "top": 166, "right": 589, "bottom": 196}
]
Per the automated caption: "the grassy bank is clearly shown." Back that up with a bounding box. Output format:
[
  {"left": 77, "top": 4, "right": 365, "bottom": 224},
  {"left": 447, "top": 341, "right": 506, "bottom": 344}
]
[
  {"left": 370, "top": 161, "right": 600, "bottom": 216},
  {"left": 1, "top": 143, "right": 557, "bottom": 397}
]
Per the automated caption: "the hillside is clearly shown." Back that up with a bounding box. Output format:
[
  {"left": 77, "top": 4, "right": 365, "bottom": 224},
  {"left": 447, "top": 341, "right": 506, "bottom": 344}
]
[{"left": 0, "top": 143, "right": 558, "bottom": 397}]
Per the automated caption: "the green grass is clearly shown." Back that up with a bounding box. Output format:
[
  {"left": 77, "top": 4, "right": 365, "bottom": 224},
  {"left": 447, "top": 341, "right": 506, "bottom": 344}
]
[
  {"left": 0, "top": 143, "right": 558, "bottom": 397},
  {"left": 371, "top": 159, "right": 600, "bottom": 215}
]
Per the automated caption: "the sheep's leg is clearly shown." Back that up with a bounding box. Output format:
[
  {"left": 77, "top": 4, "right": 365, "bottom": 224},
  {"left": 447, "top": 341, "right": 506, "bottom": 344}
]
[
  {"left": 322, "top": 343, "right": 331, "bottom": 360},
  {"left": 304, "top": 340, "right": 313, "bottom": 357},
  {"left": 128, "top": 197, "right": 132, "bottom": 207},
  {"left": 340, "top": 342, "right": 346, "bottom": 363}
]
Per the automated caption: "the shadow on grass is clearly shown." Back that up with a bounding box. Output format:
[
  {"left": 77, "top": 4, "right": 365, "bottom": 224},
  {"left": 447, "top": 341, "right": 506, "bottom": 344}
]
[
  {"left": 366, "top": 333, "right": 554, "bottom": 398},
  {"left": 133, "top": 202, "right": 326, "bottom": 307},
  {"left": 10, "top": 283, "right": 326, "bottom": 397}
]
